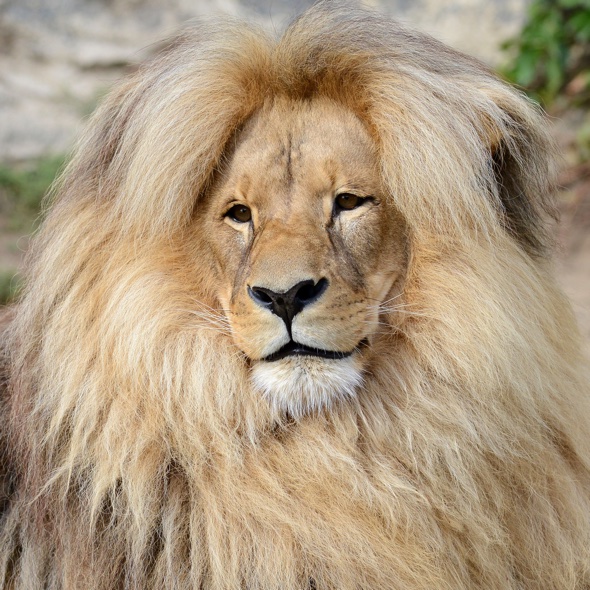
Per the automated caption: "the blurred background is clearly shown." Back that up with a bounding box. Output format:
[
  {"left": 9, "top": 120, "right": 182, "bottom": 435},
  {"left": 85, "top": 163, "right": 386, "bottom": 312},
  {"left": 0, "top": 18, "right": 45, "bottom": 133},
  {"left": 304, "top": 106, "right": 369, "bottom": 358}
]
[{"left": 0, "top": 0, "right": 588, "bottom": 346}]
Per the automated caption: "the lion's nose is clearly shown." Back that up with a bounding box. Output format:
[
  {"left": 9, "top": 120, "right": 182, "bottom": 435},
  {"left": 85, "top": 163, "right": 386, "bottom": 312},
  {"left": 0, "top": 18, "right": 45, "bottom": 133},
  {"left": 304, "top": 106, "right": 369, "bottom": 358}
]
[{"left": 248, "top": 278, "right": 328, "bottom": 334}]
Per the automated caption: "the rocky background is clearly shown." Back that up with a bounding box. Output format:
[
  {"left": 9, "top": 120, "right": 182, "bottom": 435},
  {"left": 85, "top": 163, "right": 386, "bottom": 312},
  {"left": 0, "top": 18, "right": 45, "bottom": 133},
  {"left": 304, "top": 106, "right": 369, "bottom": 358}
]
[
  {"left": 0, "top": 0, "right": 588, "bottom": 346},
  {"left": 0, "top": 0, "right": 529, "bottom": 162}
]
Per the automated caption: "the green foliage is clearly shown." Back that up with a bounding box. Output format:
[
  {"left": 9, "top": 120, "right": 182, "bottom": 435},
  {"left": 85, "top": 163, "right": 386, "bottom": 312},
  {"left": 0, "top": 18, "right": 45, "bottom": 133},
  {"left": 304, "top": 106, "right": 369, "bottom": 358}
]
[
  {"left": 0, "top": 154, "right": 65, "bottom": 229},
  {"left": 0, "top": 269, "right": 21, "bottom": 305},
  {"left": 502, "top": 0, "right": 590, "bottom": 105},
  {"left": 0, "top": 155, "right": 64, "bottom": 305}
]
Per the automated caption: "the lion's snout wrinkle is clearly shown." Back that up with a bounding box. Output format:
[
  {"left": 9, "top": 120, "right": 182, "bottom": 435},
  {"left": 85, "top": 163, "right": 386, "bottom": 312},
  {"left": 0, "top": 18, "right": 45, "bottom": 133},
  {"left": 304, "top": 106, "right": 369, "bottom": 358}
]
[{"left": 247, "top": 222, "right": 329, "bottom": 293}]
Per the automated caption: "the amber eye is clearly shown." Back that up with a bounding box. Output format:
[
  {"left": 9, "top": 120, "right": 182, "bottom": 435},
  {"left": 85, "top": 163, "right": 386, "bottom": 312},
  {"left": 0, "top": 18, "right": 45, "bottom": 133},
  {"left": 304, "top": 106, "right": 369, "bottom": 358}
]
[
  {"left": 225, "top": 204, "right": 252, "bottom": 223},
  {"left": 334, "top": 193, "right": 365, "bottom": 211}
]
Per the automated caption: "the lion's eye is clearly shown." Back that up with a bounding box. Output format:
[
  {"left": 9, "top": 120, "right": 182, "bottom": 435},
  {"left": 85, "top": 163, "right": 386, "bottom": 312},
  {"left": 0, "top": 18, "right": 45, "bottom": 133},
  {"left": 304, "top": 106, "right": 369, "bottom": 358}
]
[
  {"left": 334, "top": 193, "right": 365, "bottom": 211},
  {"left": 225, "top": 204, "right": 252, "bottom": 223}
]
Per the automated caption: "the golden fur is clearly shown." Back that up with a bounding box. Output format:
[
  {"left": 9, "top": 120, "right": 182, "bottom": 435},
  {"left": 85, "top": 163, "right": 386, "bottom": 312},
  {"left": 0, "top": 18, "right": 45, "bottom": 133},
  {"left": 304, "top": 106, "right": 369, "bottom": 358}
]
[{"left": 1, "top": 2, "right": 590, "bottom": 588}]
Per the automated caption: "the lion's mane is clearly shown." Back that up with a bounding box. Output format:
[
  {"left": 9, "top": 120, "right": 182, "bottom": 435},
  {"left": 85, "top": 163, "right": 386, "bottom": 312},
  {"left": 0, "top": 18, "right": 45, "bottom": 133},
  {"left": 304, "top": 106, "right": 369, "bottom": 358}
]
[{"left": 1, "top": 3, "right": 589, "bottom": 589}]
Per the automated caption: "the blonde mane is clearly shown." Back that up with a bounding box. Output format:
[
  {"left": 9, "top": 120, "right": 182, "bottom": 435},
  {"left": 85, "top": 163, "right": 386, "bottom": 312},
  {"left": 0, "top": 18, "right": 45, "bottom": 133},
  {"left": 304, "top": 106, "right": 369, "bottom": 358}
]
[{"left": 1, "top": 2, "right": 589, "bottom": 588}]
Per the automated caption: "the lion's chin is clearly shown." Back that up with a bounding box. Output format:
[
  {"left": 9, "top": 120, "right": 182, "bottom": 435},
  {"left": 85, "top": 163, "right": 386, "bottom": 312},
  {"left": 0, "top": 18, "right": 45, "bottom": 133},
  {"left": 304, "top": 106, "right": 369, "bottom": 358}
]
[{"left": 251, "top": 354, "right": 365, "bottom": 418}]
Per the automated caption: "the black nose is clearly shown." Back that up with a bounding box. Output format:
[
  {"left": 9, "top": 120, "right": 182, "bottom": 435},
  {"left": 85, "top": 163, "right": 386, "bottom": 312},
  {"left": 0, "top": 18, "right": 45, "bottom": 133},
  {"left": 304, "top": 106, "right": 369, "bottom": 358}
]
[{"left": 248, "top": 278, "right": 328, "bottom": 334}]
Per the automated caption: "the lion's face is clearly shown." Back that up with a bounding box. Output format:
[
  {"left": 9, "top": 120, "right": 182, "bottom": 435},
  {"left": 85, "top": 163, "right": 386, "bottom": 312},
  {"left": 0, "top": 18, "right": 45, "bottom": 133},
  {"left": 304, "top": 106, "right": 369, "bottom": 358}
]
[{"left": 198, "top": 98, "right": 407, "bottom": 416}]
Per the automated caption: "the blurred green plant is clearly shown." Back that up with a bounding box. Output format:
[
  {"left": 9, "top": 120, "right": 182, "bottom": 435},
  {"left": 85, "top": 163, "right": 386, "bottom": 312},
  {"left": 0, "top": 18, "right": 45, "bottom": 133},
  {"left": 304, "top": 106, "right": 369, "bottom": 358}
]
[
  {"left": 0, "top": 269, "right": 21, "bottom": 306},
  {"left": 502, "top": 0, "right": 590, "bottom": 105},
  {"left": 0, "top": 154, "right": 64, "bottom": 304},
  {"left": 0, "top": 154, "right": 65, "bottom": 230}
]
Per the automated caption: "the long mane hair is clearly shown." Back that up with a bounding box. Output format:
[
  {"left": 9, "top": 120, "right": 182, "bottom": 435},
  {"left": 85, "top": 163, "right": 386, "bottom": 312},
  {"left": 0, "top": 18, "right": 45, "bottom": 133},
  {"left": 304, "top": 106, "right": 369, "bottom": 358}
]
[{"left": 1, "top": 2, "right": 589, "bottom": 588}]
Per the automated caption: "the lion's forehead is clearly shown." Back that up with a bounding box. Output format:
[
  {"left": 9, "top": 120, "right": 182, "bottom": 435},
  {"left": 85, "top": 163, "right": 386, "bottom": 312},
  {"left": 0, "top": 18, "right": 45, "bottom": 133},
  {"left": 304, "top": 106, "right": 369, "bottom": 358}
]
[{"left": 224, "top": 98, "right": 381, "bottom": 213}]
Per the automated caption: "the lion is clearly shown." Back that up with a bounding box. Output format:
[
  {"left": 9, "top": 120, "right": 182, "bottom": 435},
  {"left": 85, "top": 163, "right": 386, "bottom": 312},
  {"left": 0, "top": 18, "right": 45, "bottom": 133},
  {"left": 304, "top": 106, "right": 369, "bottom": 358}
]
[{"left": 0, "top": 2, "right": 589, "bottom": 588}]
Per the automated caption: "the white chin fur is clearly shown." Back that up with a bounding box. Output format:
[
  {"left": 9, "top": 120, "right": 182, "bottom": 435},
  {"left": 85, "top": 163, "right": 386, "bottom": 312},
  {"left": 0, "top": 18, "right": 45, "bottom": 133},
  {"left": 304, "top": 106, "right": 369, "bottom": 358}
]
[{"left": 251, "top": 355, "right": 364, "bottom": 418}]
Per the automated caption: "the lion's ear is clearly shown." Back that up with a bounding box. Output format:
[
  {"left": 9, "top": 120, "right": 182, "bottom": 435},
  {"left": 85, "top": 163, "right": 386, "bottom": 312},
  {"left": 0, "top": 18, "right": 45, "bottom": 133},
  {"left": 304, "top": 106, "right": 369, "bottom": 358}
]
[{"left": 486, "top": 101, "right": 557, "bottom": 257}]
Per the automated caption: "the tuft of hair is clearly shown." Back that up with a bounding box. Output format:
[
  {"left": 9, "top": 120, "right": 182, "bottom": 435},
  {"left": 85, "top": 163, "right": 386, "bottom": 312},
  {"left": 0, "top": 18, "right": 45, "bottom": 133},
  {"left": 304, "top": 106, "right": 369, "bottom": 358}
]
[{"left": 0, "top": 2, "right": 588, "bottom": 589}]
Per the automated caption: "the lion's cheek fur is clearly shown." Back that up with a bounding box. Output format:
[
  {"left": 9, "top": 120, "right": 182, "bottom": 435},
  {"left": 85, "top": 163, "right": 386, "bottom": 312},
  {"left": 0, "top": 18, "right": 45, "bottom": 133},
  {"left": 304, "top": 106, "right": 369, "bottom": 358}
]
[{"left": 407, "top": 237, "right": 585, "bottom": 397}]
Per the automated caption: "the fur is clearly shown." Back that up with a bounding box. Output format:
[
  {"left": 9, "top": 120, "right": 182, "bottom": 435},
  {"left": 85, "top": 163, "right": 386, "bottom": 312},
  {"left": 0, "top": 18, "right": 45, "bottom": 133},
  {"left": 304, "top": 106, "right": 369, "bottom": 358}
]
[{"left": 1, "top": 2, "right": 589, "bottom": 588}]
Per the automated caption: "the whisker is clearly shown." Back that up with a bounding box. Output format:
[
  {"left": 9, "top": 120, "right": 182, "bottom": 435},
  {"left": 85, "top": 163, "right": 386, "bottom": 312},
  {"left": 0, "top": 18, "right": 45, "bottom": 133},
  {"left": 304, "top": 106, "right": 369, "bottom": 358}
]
[
  {"left": 189, "top": 298, "right": 232, "bottom": 316},
  {"left": 382, "top": 309, "right": 430, "bottom": 318},
  {"left": 365, "top": 293, "right": 404, "bottom": 306},
  {"left": 183, "top": 308, "right": 234, "bottom": 335},
  {"left": 189, "top": 315, "right": 231, "bottom": 328}
]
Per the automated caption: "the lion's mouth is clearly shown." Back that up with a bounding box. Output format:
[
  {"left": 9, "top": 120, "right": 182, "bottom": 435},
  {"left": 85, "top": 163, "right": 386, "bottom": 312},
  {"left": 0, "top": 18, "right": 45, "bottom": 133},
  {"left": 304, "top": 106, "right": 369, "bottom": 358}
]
[{"left": 263, "top": 339, "right": 367, "bottom": 362}]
